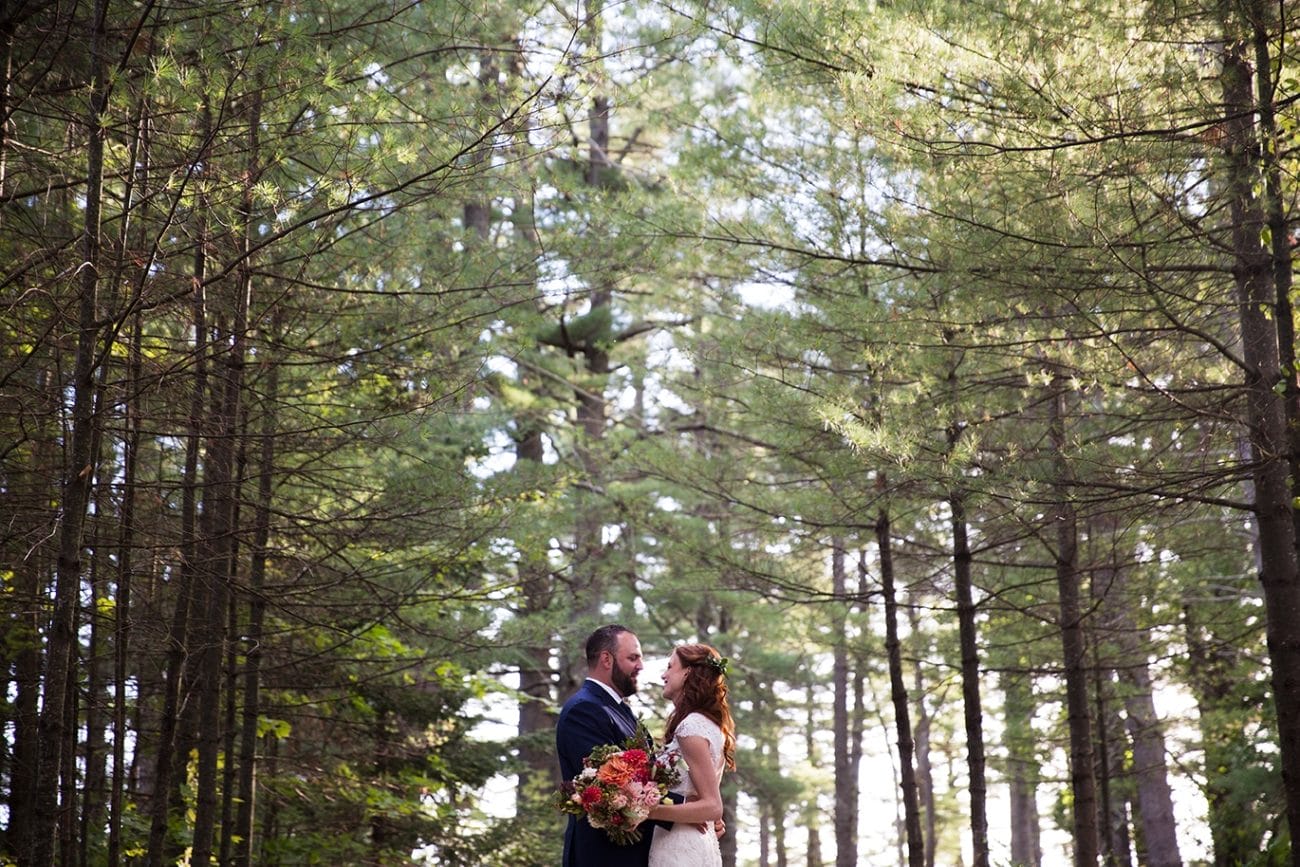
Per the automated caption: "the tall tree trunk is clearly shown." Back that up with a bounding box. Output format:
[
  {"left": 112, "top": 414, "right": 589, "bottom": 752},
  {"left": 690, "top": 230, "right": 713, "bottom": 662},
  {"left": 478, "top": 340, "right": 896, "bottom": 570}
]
[
  {"left": 8, "top": 550, "right": 43, "bottom": 864},
  {"left": 759, "top": 795, "right": 772, "bottom": 867},
  {"left": 1091, "top": 658, "right": 1132, "bottom": 867},
  {"left": 805, "top": 665, "right": 824, "bottom": 867},
  {"left": 850, "top": 549, "right": 870, "bottom": 861},
  {"left": 219, "top": 512, "right": 243, "bottom": 867},
  {"left": 147, "top": 102, "right": 212, "bottom": 867},
  {"left": 190, "top": 83, "right": 259, "bottom": 865},
  {"left": 879, "top": 506, "right": 925, "bottom": 867},
  {"left": 950, "top": 485, "right": 989, "bottom": 867},
  {"left": 1001, "top": 669, "right": 1041, "bottom": 867},
  {"left": 1049, "top": 381, "right": 1099, "bottom": 867},
  {"left": 109, "top": 302, "right": 144, "bottom": 867},
  {"left": 1096, "top": 541, "right": 1181, "bottom": 867},
  {"left": 556, "top": 0, "right": 617, "bottom": 698},
  {"left": 945, "top": 337, "right": 989, "bottom": 867},
  {"left": 832, "top": 537, "right": 856, "bottom": 867},
  {"left": 8, "top": 361, "right": 54, "bottom": 862},
  {"left": 105, "top": 81, "right": 153, "bottom": 864},
  {"left": 774, "top": 802, "right": 788, "bottom": 867},
  {"left": 1246, "top": 0, "right": 1300, "bottom": 565},
  {"left": 233, "top": 303, "right": 281, "bottom": 867},
  {"left": 906, "top": 604, "right": 936, "bottom": 867},
  {"left": 81, "top": 479, "right": 111, "bottom": 867},
  {"left": 34, "top": 0, "right": 110, "bottom": 858},
  {"left": 1219, "top": 32, "right": 1300, "bottom": 863}
]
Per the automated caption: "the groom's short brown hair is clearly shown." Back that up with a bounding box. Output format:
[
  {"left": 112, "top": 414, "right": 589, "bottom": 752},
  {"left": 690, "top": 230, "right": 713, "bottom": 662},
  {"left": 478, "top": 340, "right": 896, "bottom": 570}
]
[{"left": 585, "top": 624, "right": 631, "bottom": 666}]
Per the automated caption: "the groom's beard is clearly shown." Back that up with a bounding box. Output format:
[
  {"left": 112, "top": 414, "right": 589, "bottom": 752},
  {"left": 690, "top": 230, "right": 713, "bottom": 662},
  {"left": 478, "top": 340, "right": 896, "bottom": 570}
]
[{"left": 612, "top": 664, "right": 638, "bottom": 697}]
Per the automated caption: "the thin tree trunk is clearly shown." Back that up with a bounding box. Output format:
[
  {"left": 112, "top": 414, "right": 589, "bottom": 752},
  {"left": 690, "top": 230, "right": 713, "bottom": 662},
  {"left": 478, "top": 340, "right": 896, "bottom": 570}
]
[
  {"left": 805, "top": 665, "right": 824, "bottom": 867},
  {"left": 1001, "top": 669, "right": 1041, "bottom": 867},
  {"left": 146, "top": 101, "right": 212, "bottom": 867},
  {"left": 60, "top": 644, "right": 80, "bottom": 864},
  {"left": 879, "top": 507, "right": 925, "bottom": 867},
  {"left": 191, "top": 82, "right": 259, "bottom": 864},
  {"left": 950, "top": 485, "right": 989, "bottom": 867},
  {"left": 1096, "top": 545, "right": 1180, "bottom": 867},
  {"left": 108, "top": 302, "right": 144, "bottom": 867},
  {"left": 219, "top": 546, "right": 242, "bottom": 866},
  {"left": 774, "top": 802, "right": 788, "bottom": 867},
  {"left": 34, "top": 0, "right": 110, "bottom": 857},
  {"left": 233, "top": 302, "right": 280, "bottom": 867},
  {"left": 832, "top": 537, "right": 856, "bottom": 867},
  {"left": 850, "top": 549, "right": 870, "bottom": 860},
  {"left": 81, "top": 478, "right": 111, "bottom": 867},
  {"left": 906, "top": 604, "right": 936, "bottom": 867},
  {"left": 1049, "top": 381, "right": 1099, "bottom": 867},
  {"left": 944, "top": 339, "right": 989, "bottom": 867},
  {"left": 1091, "top": 657, "right": 1132, "bottom": 867}
]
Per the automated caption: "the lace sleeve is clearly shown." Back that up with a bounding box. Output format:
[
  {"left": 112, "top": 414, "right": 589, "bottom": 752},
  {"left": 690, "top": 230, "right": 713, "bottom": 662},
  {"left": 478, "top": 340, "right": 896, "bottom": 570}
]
[{"left": 674, "top": 712, "right": 720, "bottom": 744}]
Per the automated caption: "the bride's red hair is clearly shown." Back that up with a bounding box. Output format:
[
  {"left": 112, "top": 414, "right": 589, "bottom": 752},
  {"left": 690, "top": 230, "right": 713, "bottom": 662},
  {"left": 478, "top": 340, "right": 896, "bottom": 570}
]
[{"left": 664, "top": 644, "right": 736, "bottom": 770}]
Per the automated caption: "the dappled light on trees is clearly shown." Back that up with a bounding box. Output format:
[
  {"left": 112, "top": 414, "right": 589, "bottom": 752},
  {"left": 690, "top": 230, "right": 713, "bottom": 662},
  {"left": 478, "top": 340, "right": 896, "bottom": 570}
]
[{"left": 1, "top": 0, "right": 1297, "bottom": 865}]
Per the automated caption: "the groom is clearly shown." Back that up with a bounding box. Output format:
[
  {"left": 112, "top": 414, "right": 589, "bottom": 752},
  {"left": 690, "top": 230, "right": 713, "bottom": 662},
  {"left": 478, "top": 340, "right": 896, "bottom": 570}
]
[{"left": 556, "top": 624, "right": 656, "bottom": 867}]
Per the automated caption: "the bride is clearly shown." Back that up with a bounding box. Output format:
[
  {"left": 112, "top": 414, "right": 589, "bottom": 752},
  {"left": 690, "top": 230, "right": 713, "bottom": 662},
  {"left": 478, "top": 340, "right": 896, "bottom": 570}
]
[{"left": 646, "top": 644, "right": 737, "bottom": 867}]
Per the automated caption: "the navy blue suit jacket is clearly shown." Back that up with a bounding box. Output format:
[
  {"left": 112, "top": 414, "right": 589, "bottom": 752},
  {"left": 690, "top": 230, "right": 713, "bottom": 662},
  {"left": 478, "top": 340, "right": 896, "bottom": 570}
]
[{"left": 556, "top": 680, "right": 653, "bottom": 867}]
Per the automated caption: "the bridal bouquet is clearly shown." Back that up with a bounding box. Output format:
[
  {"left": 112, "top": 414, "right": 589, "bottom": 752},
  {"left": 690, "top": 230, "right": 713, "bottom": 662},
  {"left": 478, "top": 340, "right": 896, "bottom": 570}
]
[{"left": 556, "top": 728, "right": 681, "bottom": 845}]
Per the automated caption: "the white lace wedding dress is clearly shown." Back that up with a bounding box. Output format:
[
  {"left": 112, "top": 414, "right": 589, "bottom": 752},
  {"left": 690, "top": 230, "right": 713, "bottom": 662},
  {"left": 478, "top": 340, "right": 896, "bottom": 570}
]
[{"left": 649, "top": 712, "right": 724, "bottom": 867}]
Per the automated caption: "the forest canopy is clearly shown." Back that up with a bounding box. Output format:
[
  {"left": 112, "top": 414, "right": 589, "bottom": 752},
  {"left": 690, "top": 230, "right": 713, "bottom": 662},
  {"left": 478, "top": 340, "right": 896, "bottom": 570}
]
[{"left": 1, "top": 0, "right": 1298, "bottom": 865}]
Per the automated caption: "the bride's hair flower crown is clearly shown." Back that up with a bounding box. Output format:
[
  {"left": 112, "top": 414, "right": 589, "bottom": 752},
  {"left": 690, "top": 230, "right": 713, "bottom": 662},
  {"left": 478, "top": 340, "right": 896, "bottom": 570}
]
[{"left": 705, "top": 655, "right": 729, "bottom": 677}]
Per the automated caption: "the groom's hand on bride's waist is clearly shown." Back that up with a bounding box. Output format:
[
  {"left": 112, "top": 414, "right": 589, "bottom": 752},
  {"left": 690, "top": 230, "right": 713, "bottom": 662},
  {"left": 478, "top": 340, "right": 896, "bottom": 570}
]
[{"left": 647, "top": 791, "right": 685, "bottom": 832}]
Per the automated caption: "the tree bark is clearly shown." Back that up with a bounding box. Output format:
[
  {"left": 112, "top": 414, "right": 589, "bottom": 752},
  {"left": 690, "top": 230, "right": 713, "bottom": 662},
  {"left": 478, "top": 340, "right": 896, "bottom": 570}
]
[
  {"left": 805, "top": 666, "right": 824, "bottom": 867},
  {"left": 879, "top": 507, "right": 925, "bottom": 867},
  {"left": 1096, "top": 546, "right": 1181, "bottom": 867},
  {"left": 34, "top": 0, "right": 109, "bottom": 858},
  {"left": 906, "top": 604, "right": 936, "bottom": 867},
  {"left": 233, "top": 301, "right": 280, "bottom": 867},
  {"left": 146, "top": 102, "right": 212, "bottom": 867},
  {"left": 1219, "top": 34, "right": 1300, "bottom": 864},
  {"left": 1091, "top": 658, "right": 1132, "bottom": 867},
  {"left": 190, "top": 81, "right": 259, "bottom": 866},
  {"left": 1001, "top": 669, "right": 1041, "bottom": 867},
  {"left": 1049, "top": 381, "right": 1099, "bottom": 867},
  {"left": 950, "top": 485, "right": 989, "bottom": 867},
  {"left": 1246, "top": 0, "right": 1300, "bottom": 567},
  {"left": 832, "top": 537, "right": 856, "bottom": 867}
]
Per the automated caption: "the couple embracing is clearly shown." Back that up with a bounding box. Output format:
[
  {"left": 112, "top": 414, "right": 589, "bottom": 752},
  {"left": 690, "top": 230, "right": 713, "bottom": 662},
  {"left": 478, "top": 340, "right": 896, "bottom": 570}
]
[{"left": 556, "top": 624, "right": 737, "bottom": 867}]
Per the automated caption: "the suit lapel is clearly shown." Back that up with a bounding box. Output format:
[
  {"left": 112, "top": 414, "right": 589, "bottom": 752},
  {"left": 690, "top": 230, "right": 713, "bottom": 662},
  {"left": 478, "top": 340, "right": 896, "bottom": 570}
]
[
  {"left": 590, "top": 681, "right": 638, "bottom": 739},
  {"left": 615, "top": 699, "right": 637, "bottom": 734}
]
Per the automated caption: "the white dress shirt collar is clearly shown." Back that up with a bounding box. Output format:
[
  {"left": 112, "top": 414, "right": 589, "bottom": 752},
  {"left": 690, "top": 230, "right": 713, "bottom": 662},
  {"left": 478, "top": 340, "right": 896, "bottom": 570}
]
[{"left": 586, "top": 676, "right": 628, "bottom": 705}]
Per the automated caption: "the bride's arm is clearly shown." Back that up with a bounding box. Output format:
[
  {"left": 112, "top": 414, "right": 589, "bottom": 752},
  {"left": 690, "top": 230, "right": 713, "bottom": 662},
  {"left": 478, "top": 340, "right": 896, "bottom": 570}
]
[{"left": 648, "top": 736, "right": 722, "bottom": 824}]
